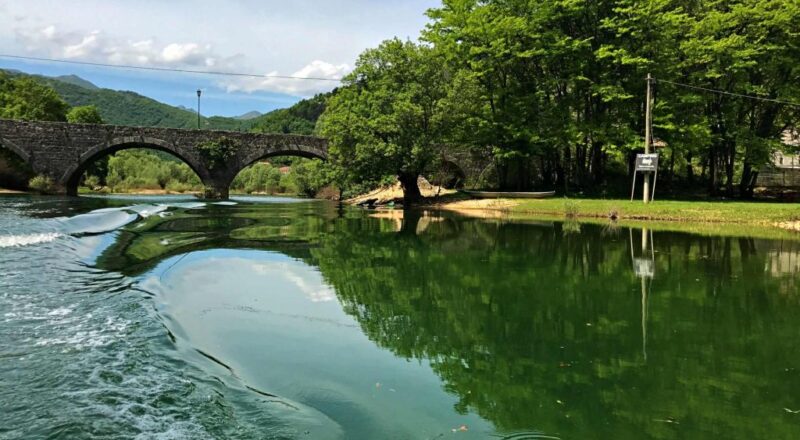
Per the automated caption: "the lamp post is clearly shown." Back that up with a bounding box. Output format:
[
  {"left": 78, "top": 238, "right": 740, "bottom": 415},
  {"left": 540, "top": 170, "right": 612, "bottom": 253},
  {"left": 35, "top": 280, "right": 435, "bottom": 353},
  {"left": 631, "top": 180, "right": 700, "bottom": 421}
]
[{"left": 196, "top": 89, "right": 202, "bottom": 129}]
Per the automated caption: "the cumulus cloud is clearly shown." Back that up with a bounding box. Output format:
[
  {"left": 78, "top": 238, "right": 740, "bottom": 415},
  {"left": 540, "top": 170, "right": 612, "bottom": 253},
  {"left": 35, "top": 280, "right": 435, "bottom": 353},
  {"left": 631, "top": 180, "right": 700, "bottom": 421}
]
[
  {"left": 15, "top": 24, "right": 239, "bottom": 70},
  {"left": 12, "top": 23, "right": 346, "bottom": 96},
  {"left": 250, "top": 260, "right": 337, "bottom": 303},
  {"left": 223, "top": 60, "right": 350, "bottom": 97}
]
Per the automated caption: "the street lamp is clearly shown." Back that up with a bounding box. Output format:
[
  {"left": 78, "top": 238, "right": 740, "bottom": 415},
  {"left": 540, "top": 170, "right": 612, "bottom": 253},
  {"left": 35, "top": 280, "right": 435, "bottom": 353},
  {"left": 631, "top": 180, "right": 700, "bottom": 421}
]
[{"left": 196, "top": 89, "right": 202, "bottom": 129}]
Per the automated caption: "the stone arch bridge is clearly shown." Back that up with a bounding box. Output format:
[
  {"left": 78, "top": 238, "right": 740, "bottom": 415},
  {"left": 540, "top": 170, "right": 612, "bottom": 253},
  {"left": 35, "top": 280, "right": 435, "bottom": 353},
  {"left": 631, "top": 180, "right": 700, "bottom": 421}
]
[{"left": 0, "top": 119, "right": 328, "bottom": 198}]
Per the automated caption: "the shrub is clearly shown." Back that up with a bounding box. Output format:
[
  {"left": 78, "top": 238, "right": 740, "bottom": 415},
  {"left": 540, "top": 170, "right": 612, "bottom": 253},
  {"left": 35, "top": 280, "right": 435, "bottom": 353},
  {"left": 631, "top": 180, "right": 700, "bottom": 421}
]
[
  {"left": 28, "top": 175, "right": 56, "bottom": 194},
  {"left": 564, "top": 200, "right": 579, "bottom": 218},
  {"left": 165, "top": 181, "right": 194, "bottom": 193},
  {"left": 83, "top": 174, "right": 101, "bottom": 190}
]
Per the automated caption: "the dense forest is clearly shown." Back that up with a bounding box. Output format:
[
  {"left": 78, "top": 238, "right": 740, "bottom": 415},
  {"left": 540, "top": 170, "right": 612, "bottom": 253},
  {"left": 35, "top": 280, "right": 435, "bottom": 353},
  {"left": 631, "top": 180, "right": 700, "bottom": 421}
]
[
  {"left": 320, "top": 0, "right": 800, "bottom": 200},
  {"left": 2, "top": 0, "right": 800, "bottom": 201}
]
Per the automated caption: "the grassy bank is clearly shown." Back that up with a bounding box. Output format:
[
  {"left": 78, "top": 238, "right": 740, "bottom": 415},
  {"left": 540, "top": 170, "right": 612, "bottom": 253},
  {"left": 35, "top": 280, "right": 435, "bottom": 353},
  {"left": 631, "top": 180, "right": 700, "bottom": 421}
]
[
  {"left": 433, "top": 196, "right": 800, "bottom": 230},
  {"left": 514, "top": 199, "right": 799, "bottom": 223}
]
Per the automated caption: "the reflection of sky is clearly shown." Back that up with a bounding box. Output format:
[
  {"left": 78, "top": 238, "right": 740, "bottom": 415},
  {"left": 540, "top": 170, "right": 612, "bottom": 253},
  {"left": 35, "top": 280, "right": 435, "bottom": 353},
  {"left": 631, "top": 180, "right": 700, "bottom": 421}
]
[
  {"left": 137, "top": 249, "right": 491, "bottom": 439},
  {"left": 250, "top": 260, "right": 336, "bottom": 303}
]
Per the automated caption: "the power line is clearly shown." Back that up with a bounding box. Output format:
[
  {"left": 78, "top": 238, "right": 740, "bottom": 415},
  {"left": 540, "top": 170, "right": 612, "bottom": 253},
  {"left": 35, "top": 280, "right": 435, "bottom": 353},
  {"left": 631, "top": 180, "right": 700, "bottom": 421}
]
[
  {"left": 0, "top": 53, "right": 344, "bottom": 82},
  {"left": 656, "top": 77, "right": 800, "bottom": 108}
]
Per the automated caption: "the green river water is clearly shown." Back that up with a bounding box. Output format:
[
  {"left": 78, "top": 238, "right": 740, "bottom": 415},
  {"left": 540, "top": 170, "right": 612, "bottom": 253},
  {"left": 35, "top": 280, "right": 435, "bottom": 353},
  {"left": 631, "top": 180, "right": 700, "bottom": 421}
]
[{"left": 1, "top": 195, "right": 799, "bottom": 439}]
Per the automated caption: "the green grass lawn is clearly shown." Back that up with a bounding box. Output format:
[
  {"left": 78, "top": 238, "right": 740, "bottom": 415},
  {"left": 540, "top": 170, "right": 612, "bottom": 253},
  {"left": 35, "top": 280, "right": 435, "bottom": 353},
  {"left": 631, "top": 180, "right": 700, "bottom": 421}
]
[{"left": 510, "top": 198, "right": 800, "bottom": 224}]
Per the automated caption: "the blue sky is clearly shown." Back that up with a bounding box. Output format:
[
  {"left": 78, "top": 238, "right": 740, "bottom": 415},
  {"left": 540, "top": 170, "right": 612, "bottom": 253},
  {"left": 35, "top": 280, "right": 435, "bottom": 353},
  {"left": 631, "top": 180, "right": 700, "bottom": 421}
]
[{"left": 0, "top": 0, "right": 438, "bottom": 117}]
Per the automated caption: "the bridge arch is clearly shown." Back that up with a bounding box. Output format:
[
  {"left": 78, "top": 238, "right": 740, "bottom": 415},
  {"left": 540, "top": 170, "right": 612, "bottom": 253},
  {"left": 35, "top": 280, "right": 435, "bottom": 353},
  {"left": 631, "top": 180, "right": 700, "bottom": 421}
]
[
  {"left": 431, "top": 158, "right": 467, "bottom": 189},
  {"left": 238, "top": 145, "right": 328, "bottom": 173},
  {"left": 0, "top": 136, "right": 31, "bottom": 164},
  {"left": 229, "top": 146, "right": 328, "bottom": 196},
  {"left": 62, "top": 137, "right": 211, "bottom": 196},
  {"left": 0, "top": 136, "right": 34, "bottom": 191}
]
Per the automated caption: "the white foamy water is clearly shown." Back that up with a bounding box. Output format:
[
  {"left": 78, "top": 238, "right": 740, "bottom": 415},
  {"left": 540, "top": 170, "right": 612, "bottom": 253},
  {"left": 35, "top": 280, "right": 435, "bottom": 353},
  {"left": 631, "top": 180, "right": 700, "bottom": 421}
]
[
  {"left": 0, "top": 204, "right": 168, "bottom": 248},
  {"left": 59, "top": 210, "right": 139, "bottom": 235},
  {"left": 0, "top": 232, "right": 63, "bottom": 248}
]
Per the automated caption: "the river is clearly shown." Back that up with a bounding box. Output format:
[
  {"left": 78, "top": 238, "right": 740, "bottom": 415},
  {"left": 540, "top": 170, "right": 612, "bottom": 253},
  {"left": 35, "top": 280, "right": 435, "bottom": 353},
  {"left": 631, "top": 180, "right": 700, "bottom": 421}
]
[{"left": 1, "top": 195, "right": 798, "bottom": 439}]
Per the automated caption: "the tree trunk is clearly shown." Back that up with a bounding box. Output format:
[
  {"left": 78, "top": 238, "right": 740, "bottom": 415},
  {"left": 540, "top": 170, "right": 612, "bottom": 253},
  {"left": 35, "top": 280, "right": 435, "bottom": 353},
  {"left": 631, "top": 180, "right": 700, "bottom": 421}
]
[
  {"left": 591, "top": 140, "right": 603, "bottom": 185},
  {"left": 557, "top": 147, "right": 569, "bottom": 195},
  {"left": 398, "top": 172, "right": 422, "bottom": 204},
  {"left": 725, "top": 141, "right": 735, "bottom": 197},
  {"left": 667, "top": 148, "right": 676, "bottom": 191},
  {"left": 707, "top": 149, "right": 718, "bottom": 196},
  {"left": 739, "top": 161, "right": 759, "bottom": 199}
]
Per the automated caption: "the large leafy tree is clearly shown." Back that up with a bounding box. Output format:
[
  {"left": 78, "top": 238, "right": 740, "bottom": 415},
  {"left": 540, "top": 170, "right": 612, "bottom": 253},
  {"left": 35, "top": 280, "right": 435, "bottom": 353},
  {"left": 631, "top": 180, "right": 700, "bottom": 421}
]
[
  {"left": 422, "top": 0, "right": 800, "bottom": 196},
  {"left": 319, "top": 39, "right": 451, "bottom": 202},
  {"left": 677, "top": 0, "right": 800, "bottom": 197},
  {"left": 0, "top": 72, "right": 69, "bottom": 122},
  {"left": 66, "top": 105, "right": 105, "bottom": 124}
]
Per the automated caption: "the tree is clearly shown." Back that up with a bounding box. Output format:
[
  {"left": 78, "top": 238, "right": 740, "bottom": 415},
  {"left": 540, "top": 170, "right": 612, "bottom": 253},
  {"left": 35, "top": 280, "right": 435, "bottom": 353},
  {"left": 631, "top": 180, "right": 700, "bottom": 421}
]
[
  {"left": 0, "top": 72, "right": 69, "bottom": 122},
  {"left": 676, "top": 0, "right": 800, "bottom": 197},
  {"left": 67, "top": 105, "right": 105, "bottom": 124},
  {"left": 319, "top": 39, "right": 451, "bottom": 202}
]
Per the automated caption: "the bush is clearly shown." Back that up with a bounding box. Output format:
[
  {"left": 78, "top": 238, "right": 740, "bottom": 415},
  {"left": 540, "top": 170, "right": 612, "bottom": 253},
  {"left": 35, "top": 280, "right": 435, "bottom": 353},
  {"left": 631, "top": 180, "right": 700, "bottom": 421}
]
[
  {"left": 101, "top": 150, "right": 202, "bottom": 192},
  {"left": 165, "top": 181, "right": 195, "bottom": 193},
  {"left": 28, "top": 175, "right": 56, "bottom": 194},
  {"left": 564, "top": 200, "right": 579, "bottom": 218},
  {"left": 83, "top": 174, "right": 101, "bottom": 190}
]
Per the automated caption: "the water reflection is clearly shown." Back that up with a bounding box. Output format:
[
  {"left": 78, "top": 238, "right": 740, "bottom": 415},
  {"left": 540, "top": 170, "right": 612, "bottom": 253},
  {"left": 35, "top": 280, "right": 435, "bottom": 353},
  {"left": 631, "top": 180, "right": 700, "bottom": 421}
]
[
  {"left": 85, "top": 202, "right": 800, "bottom": 439},
  {"left": 631, "top": 228, "right": 654, "bottom": 361}
]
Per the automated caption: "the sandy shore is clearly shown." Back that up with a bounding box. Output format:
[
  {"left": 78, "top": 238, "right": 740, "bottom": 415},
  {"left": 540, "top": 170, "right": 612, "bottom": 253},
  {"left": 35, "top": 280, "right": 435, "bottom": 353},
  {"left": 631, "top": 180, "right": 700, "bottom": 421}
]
[
  {"left": 777, "top": 221, "right": 800, "bottom": 232},
  {"left": 431, "top": 198, "right": 518, "bottom": 219},
  {"left": 347, "top": 179, "right": 455, "bottom": 205}
]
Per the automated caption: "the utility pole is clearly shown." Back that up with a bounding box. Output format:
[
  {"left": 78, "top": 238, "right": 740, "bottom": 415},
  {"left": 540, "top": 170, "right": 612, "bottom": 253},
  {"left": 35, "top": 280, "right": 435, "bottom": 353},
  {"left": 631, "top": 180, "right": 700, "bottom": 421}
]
[
  {"left": 196, "top": 89, "right": 202, "bottom": 129},
  {"left": 643, "top": 73, "right": 653, "bottom": 203}
]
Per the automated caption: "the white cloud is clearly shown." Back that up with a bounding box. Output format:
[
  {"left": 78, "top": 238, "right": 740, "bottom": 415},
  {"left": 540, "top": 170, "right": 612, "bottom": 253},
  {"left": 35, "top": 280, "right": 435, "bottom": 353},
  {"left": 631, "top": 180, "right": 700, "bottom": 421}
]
[
  {"left": 0, "top": 0, "right": 439, "bottom": 97},
  {"left": 224, "top": 60, "right": 350, "bottom": 97},
  {"left": 250, "top": 260, "right": 337, "bottom": 302},
  {"left": 13, "top": 23, "right": 346, "bottom": 96},
  {"left": 14, "top": 25, "right": 241, "bottom": 70}
]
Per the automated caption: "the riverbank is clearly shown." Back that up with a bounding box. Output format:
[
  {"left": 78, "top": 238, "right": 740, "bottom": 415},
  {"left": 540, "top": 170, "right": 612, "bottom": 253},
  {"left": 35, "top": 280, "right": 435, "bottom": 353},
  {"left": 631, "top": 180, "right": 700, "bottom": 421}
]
[
  {"left": 0, "top": 188, "right": 26, "bottom": 194},
  {"left": 78, "top": 188, "right": 306, "bottom": 198},
  {"left": 427, "top": 196, "right": 800, "bottom": 232}
]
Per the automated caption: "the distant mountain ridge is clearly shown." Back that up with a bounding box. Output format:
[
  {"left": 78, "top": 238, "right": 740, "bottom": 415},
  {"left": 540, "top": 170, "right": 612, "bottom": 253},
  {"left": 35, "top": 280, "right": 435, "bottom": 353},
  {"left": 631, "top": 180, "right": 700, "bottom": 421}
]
[
  {"left": 55, "top": 75, "right": 99, "bottom": 90},
  {"left": 235, "top": 111, "right": 263, "bottom": 120},
  {"left": 0, "top": 69, "right": 330, "bottom": 134}
]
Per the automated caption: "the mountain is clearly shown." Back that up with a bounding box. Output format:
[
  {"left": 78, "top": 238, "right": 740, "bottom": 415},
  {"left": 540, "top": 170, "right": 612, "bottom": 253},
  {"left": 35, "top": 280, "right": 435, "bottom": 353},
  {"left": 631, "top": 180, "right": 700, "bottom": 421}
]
[
  {"left": 0, "top": 69, "right": 330, "bottom": 134},
  {"left": 55, "top": 75, "right": 99, "bottom": 90},
  {"left": 0, "top": 69, "right": 239, "bottom": 130},
  {"left": 235, "top": 111, "right": 262, "bottom": 120},
  {"left": 249, "top": 92, "right": 330, "bottom": 135}
]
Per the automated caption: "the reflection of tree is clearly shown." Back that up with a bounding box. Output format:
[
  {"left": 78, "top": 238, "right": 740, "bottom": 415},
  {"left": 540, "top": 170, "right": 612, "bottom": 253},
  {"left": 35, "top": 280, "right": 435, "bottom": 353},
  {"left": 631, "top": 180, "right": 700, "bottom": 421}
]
[
  {"left": 93, "top": 203, "right": 800, "bottom": 438},
  {"left": 310, "top": 220, "right": 800, "bottom": 439},
  {"left": 95, "top": 203, "right": 338, "bottom": 275}
]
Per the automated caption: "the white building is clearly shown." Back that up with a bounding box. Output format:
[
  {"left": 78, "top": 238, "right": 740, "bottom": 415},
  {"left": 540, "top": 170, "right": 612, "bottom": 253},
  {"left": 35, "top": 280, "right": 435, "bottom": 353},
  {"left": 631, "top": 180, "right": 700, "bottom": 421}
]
[{"left": 758, "top": 129, "right": 800, "bottom": 187}]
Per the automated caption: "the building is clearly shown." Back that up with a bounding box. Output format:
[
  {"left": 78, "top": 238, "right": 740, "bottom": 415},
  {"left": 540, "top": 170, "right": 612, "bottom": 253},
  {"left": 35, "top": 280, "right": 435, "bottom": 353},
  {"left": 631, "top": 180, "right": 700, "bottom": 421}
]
[{"left": 757, "top": 129, "right": 800, "bottom": 188}]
